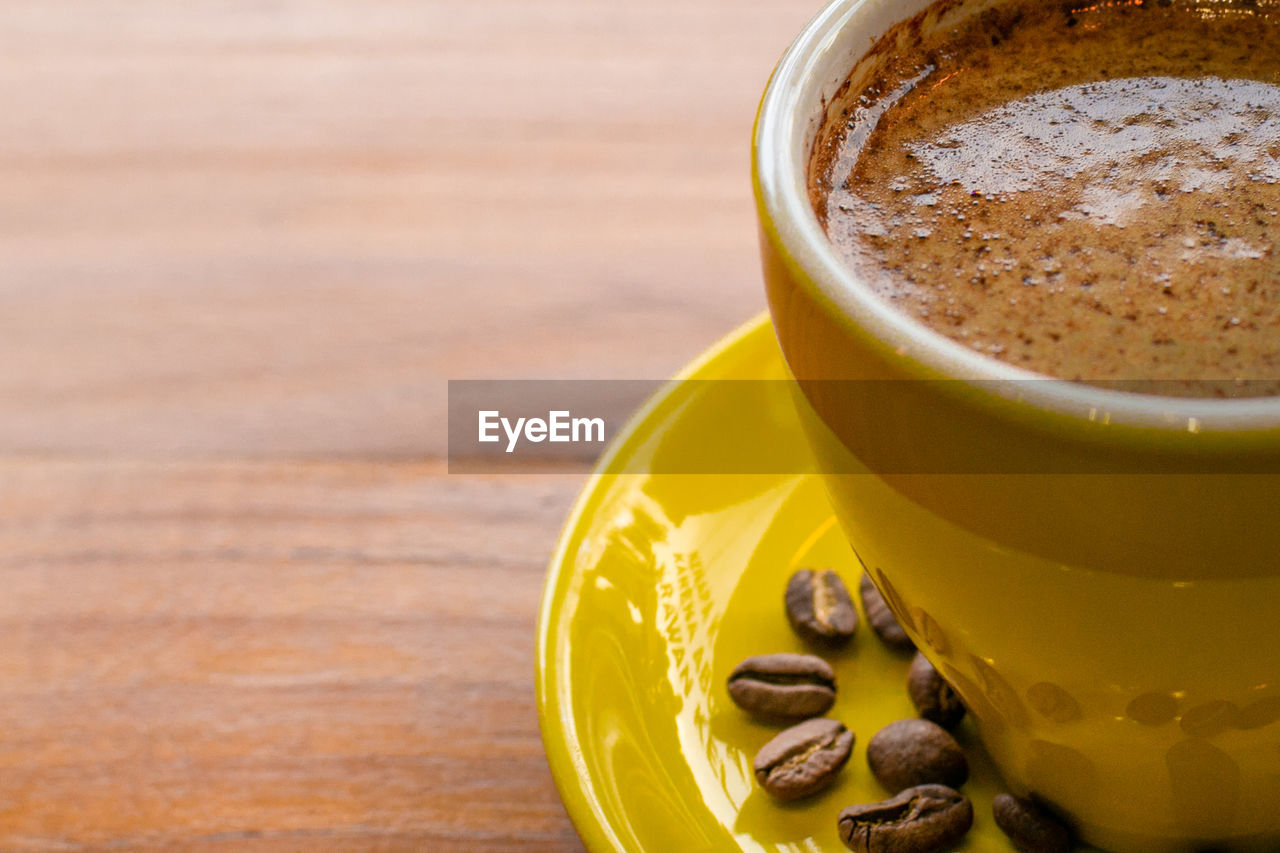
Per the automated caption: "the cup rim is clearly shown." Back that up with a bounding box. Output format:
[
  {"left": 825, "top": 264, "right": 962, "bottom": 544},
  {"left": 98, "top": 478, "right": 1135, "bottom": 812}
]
[{"left": 754, "top": 0, "right": 1280, "bottom": 435}]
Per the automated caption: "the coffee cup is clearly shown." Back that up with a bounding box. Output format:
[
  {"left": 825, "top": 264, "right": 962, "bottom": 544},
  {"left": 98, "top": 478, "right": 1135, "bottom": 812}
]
[{"left": 754, "top": 0, "right": 1280, "bottom": 849}]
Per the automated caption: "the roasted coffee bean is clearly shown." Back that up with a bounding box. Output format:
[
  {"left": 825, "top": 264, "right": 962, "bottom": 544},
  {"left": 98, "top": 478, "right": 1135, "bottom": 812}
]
[
  {"left": 727, "top": 653, "right": 836, "bottom": 721},
  {"left": 860, "top": 574, "right": 915, "bottom": 651},
  {"left": 867, "top": 718, "right": 968, "bottom": 792},
  {"left": 753, "top": 717, "right": 855, "bottom": 801},
  {"left": 907, "top": 652, "right": 967, "bottom": 730},
  {"left": 786, "top": 568, "right": 858, "bottom": 647},
  {"left": 992, "top": 793, "right": 1073, "bottom": 853},
  {"left": 838, "top": 784, "right": 973, "bottom": 852}
]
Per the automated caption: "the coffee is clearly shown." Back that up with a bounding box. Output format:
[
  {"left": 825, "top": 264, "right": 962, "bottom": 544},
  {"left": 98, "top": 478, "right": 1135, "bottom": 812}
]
[
  {"left": 727, "top": 652, "right": 837, "bottom": 721},
  {"left": 810, "top": 0, "right": 1280, "bottom": 396},
  {"left": 752, "top": 717, "right": 855, "bottom": 801},
  {"left": 865, "top": 718, "right": 969, "bottom": 792},
  {"left": 859, "top": 573, "right": 914, "bottom": 651},
  {"left": 906, "top": 652, "right": 967, "bottom": 730},
  {"left": 992, "top": 793, "right": 1074, "bottom": 853},
  {"left": 837, "top": 784, "right": 973, "bottom": 851},
  {"left": 785, "top": 568, "right": 858, "bottom": 647}
]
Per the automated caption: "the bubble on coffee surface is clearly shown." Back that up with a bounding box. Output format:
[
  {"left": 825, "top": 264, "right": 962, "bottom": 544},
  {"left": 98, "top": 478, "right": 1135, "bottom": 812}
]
[
  {"left": 814, "top": 0, "right": 1280, "bottom": 395},
  {"left": 906, "top": 76, "right": 1280, "bottom": 227}
]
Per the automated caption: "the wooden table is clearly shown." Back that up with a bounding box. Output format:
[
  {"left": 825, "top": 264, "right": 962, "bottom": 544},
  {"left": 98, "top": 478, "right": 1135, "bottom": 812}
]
[{"left": 0, "top": 1, "right": 815, "bottom": 848}]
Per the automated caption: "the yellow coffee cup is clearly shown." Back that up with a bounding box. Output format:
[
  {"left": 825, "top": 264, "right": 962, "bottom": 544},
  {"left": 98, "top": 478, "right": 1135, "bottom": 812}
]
[{"left": 754, "top": 1, "right": 1280, "bottom": 849}]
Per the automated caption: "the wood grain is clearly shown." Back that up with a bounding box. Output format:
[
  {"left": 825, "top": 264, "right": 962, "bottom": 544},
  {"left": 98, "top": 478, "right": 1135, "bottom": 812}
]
[
  {"left": 0, "top": 461, "right": 586, "bottom": 849},
  {"left": 0, "top": 0, "right": 818, "bottom": 847},
  {"left": 0, "top": 0, "right": 811, "bottom": 457}
]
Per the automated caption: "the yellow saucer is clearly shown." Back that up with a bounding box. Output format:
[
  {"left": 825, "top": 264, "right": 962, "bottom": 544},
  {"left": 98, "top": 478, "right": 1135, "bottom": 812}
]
[{"left": 536, "top": 314, "right": 1054, "bottom": 852}]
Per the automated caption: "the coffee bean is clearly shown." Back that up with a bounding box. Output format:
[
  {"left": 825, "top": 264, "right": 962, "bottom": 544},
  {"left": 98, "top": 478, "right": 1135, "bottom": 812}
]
[
  {"left": 992, "top": 793, "right": 1073, "bottom": 853},
  {"left": 753, "top": 717, "right": 854, "bottom": 801},
  {"left": 867, "top": 718, "right": 968, "bottom": 792},
  {"left": 838, "top": 784, "right": 973, "bottom": 852},
  {"left": 1180, "top": 699, "right": 1239, "bottom": 737},
  {"left": 907, "top": 652, "right": 967, "bottom": 730},
  {"left": 786, "top": 568, "right": 858, "bottom": 647},
  {"left": 727, "top": 653, "right": 836, "bottom": 722},
  {"left": 1126, "top": 691, "right": 1178, "bottom": 726},
  {"left": 1025, "top": 682, "right": 1082, "bottom": 724},
  {"left": 860, "top": 574, "right": 915, "bottom": 651}
]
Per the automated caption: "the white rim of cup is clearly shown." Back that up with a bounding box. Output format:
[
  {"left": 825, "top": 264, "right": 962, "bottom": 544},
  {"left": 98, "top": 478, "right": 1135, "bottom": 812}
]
[{"left": 754, "top": 0, "right": 1280, "bottom": 434}]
